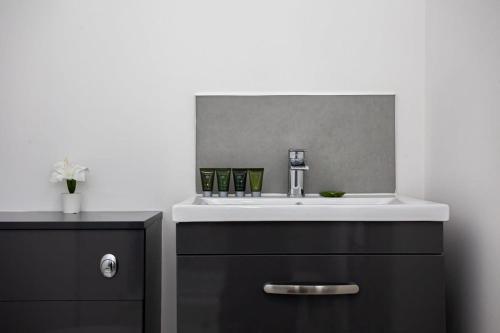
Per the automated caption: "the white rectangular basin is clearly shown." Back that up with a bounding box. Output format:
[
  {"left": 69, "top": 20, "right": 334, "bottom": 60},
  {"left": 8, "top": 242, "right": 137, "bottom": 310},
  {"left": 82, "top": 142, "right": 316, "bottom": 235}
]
[
  {"left": 194, "top": 196, "right": 396, "bottom": 206},
  {"left": 172, "top": 194, "right": 449, "bottom": 222}
]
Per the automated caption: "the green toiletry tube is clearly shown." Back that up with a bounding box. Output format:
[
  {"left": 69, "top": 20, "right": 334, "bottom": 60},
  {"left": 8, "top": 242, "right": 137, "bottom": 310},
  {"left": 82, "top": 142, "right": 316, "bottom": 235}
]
[
  {"left": 232, "top": 168, "right": 247, "bottom": 197},
  {"left": 216, "top": 168, "right": 231, "bottom": 197},
  {"left": 248, "top": 168, "right": 264, "bottom": 197},
  {"left": 200, "top": 168, "right": 215, "bottom": 197}
]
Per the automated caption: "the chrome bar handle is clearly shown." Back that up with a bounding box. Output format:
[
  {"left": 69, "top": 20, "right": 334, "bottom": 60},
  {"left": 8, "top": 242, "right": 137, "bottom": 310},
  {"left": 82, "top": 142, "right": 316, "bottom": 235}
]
[{"left": 263, "top": 283, "right": 359, "bottom": 295}]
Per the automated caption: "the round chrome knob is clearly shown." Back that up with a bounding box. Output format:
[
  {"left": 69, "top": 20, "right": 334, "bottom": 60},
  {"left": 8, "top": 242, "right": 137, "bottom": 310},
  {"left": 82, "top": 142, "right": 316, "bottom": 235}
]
[{"left": 100, "top": 254, "right": 118, "bottom": 278}]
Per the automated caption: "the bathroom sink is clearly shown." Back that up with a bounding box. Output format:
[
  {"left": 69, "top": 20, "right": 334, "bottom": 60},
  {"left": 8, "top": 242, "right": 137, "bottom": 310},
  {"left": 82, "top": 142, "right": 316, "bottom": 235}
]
[
  {"left": 172, "top": 194, "right": 449, "bottom": 222},
  {"left": 194, "top": 195, "right": 395, "bottom": 206}
]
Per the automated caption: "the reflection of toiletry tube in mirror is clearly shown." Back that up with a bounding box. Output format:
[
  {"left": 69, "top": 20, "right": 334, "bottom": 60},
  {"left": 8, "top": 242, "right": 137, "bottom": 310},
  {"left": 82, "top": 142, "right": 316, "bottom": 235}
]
[
  {"left": 200, "top": 168, "right": 215, "bottom": 197},
  {"left": 232, "top": 169, "right": 248, "bottom": 197},
  {"left": 216, "top": 168, "right": 231, "bottom": 197},
  {"left": 248, "top": 168, "right": 264, "bottom": 197}
]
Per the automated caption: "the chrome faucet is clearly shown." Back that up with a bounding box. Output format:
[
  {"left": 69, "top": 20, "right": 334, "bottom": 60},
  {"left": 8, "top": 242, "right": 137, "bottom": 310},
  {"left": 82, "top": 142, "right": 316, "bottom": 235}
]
[{"left": 288, "top": 148, "right": 309, "bottom": 197}]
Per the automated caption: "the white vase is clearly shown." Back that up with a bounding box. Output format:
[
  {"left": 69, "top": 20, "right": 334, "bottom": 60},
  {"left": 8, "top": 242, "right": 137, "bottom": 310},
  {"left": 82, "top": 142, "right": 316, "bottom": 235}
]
[{"left": 62, "top": 193, "right": 81, "bottom": 214}]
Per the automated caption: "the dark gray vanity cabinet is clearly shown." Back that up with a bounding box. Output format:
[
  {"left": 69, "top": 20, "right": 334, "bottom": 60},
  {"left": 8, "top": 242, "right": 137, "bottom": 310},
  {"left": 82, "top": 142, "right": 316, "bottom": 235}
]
[
  {"left": 177, "top": 221, "right": 446, "bottom": 333},
  {"left": 0, "top": 211, "right": 162, "bottom": 333}
]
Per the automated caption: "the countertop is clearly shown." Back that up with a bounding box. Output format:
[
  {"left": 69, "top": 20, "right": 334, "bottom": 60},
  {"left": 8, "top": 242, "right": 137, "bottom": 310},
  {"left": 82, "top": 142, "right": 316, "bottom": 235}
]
[
  {"left": 0, "top": 211, "right": 162, "bottom": 229},
  {"left": 172, "top": 194, "right": 450, "bottom": 222}
]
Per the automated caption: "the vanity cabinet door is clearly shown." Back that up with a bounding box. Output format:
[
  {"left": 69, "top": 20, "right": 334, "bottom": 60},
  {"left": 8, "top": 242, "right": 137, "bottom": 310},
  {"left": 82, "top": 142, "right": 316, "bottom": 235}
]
[
  {"left": 0, "top": 301, "right": 143, "bottom": 333},
  {"left": 177, "top": 221, "right": 443, "bottom": 255},
  {"left": 178, "top": 255, "right": 445, "bottom": 333},
  {"left": 0, "top": 230, "right": 144, "bottom": 301}
]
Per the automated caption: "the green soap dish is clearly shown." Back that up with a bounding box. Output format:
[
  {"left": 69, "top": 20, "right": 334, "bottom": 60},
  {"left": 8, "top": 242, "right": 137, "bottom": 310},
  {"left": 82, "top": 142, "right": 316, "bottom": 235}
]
[{"left": 320, "top": 191, "right": 346, "bottom": 198}]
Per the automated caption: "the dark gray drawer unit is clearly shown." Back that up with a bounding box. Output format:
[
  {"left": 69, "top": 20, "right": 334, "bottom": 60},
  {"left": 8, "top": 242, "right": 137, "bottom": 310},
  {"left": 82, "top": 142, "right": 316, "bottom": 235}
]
[
  {"left": 177, "top": 221, "right": 446, "bottom": 333},
  {"left": 0, "top": 211, "right": 162, "bottom": 333}
]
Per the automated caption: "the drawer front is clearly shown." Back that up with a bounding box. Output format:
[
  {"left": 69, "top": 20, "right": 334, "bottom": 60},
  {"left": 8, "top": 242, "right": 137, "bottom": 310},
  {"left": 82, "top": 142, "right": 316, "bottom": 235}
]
[
  {"left": 177, "top": 221, "right": 443, "bottom": 254},
  {"left": 178, "top": 255, "right": 445, "bottom": 333},
  {"left": 0, "top": 301, "right": 143, "bottom": 333},
  {"left": 0, "top": 230, "right": 144, "bottom": 301}
]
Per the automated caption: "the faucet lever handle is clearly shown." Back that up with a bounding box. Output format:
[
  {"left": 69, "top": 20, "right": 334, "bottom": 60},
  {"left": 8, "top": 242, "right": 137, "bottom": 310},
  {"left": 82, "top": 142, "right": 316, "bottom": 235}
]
[{"left": 289, "top": 148, "right": 306, "bottom": 166}]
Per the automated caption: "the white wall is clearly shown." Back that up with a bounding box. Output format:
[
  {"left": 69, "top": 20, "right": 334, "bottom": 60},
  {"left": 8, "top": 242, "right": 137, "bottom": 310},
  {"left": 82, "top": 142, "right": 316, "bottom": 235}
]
[
  {"left": 425, "top": 1, "right": 500, "bottom": 333},
  {"left": 1, "top": 1, "right": 427, "bottom": 332},
  {"left": 0, "top": 0, "right": 427, "bottom": 210}
]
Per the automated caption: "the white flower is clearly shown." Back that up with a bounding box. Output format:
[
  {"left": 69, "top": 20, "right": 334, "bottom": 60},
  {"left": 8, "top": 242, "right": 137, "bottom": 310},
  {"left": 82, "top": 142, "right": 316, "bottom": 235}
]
[{"left": 50, "top": 158, "right": 89, "bottom": 183}]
